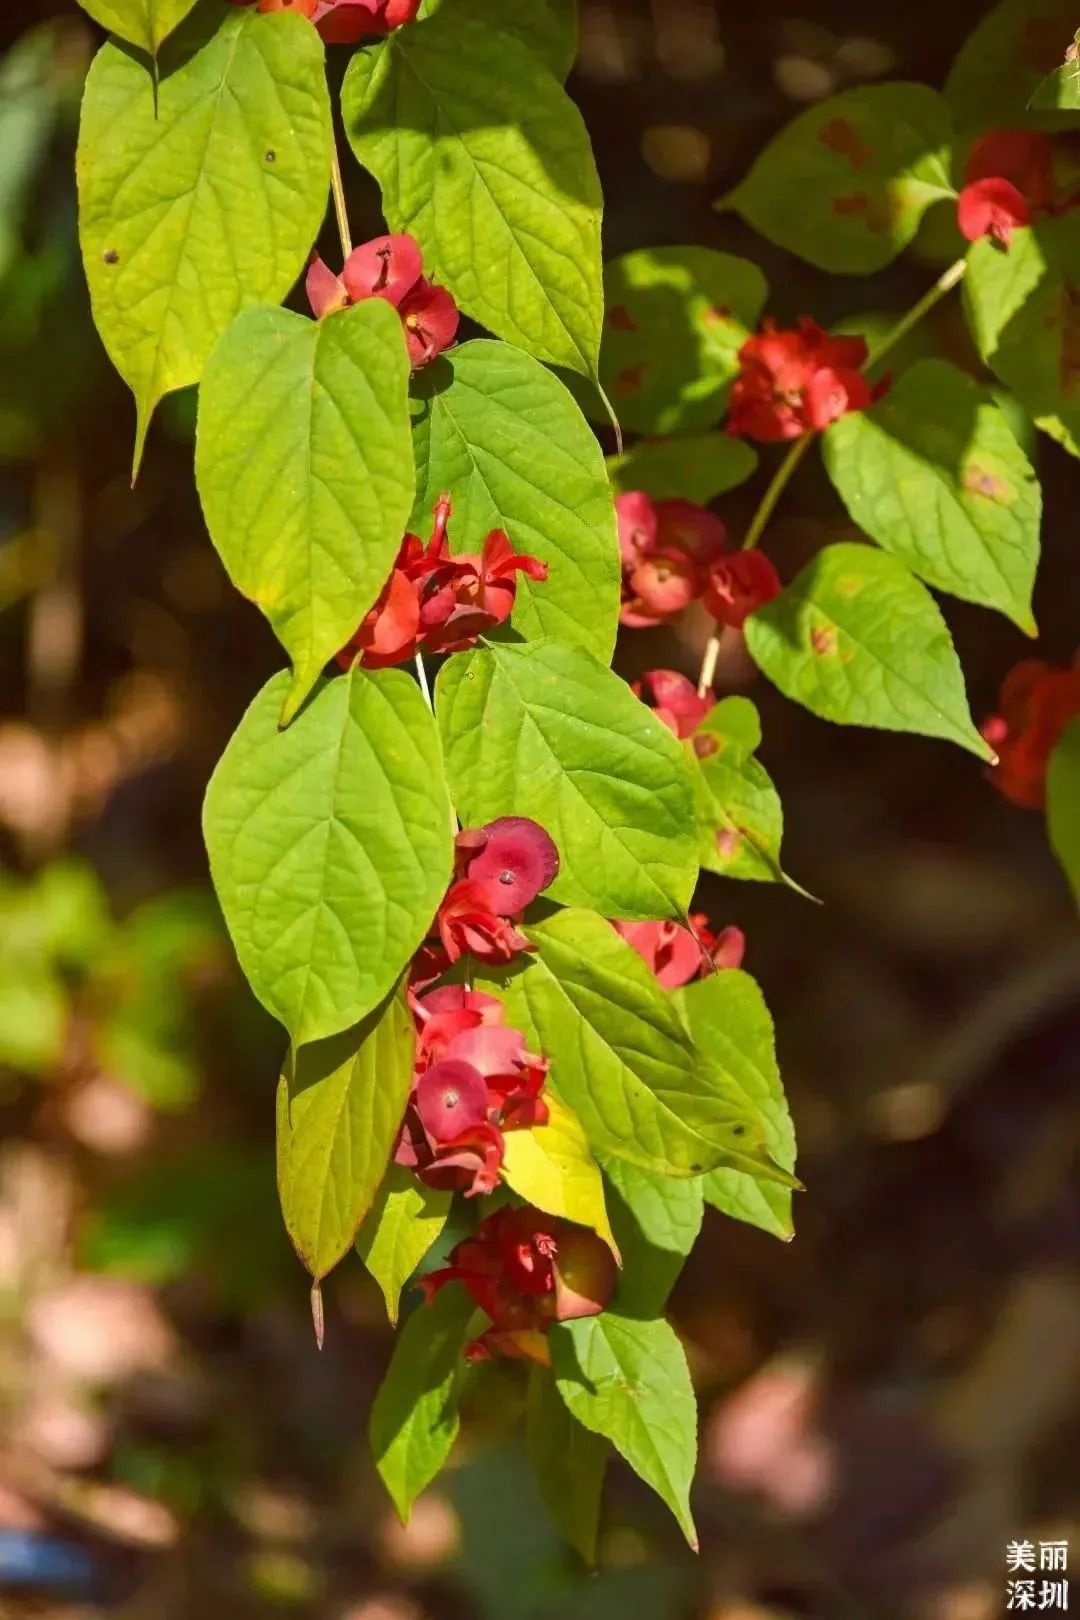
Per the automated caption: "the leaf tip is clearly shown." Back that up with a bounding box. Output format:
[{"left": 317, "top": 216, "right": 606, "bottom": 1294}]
[{"left": 310, "top": 1280, "right": 325, "bottom": 1350}]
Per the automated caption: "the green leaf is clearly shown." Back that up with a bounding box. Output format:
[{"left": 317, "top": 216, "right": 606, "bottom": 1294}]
[
  {"left": 277, "top": 985, "right": 415, "bottom": 1281},
  {"left": 356, "top": 1165, "right": 452, "bottom": 1324},
  {"left": 552, "top": 1312, "right": 698, "bottom": 1548},
  {"left": 77, "top": 4, "right": 332, "bottom": 473},
  {"left": 602, "top": 1158, "right": 703, "bottom": 1317},
  {"left": 689, "top": 697, "right": 788, "bottom": 884},
  {"left": 607, "top": 432, "right": 758, "bottom": 506},
  {"left": 74, "top": 0, "right": 198, "bottom": 53},
  {"left": 411, "top": 341, "right": 619, "bottom": 661},
  {"left": 370, "top": 1284, "right": 475, "bottom": 1521},
  {"left": 202, "top": 668, "right": 453, "bottom": 1047},
  {"left": 1047, "top": 717, "right": 1080, "bottom": 909},
  {"left": 526, "top": 1366, "right": 608, "bottom": 1564},
  {"left": 426, "top": 0, "right": 577, "bottom": 80},
  {"left": 823, "top": 359, "right": 1040, "bottom": 633},
  {"left": 502, "top": 1092, "right": 618, "bottom": 1255},
  {"left": 745, "top": 543, "right": 991, "bottom": 759},
  {"left": 342, "top": 7, "right": 603, "bottom": 378},
  {"left": 964, "top": 214, "right": 1080, "bottom": 459},
  {"left": 597, "top": 247, "right": 767, "bottom": 434},
  {"left": 1030, "top": 50, "right": 1080, "bottom": 111},
  {"left": 945, "top": 0, "right": 1078, "bottom": 131},
  {"left": 678, "top": 971, "right": 797, "bottom": 1241},
  {"left": 436, "top": 640, "right": 698, "bottom": 919},
  {"left": 518, "top": 909, "right": 790, "bottom": 1181},
  {"left": 196, "top": 301, "right": 414, "bottom": 723},
  {"left": 722, "top": 84, "right": 954, "bottom": 274}
]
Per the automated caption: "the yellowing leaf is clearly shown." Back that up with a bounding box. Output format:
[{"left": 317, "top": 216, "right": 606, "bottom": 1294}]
[{"left": 502, "top": 1093, "right": 618, "bottom": 1256}]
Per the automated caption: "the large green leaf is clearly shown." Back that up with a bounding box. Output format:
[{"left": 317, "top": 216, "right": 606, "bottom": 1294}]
[
  {"left": 721, "top": 84, "right": 954, "bottom": 273},
  {"left": 75, "top": 0, "right": 198, "bottom": 53},
  {"left": 964, "top": 213, "right": 1080, "bottom": 459},
  {"left": 77, "top": 4, "right": 331, "bottom": 474},
  {"left": 277, "top": 986, "right": 414, "bottom": 1281},
  {"left": 689, "top": 697, "right": 788, "bottom": 884},
  {"left": 356, "top": 1165, "right": 452, "bottom": 1324},
  {"left": 342, "top": 7, "right": 603, "bottom": 379},
  {"left": 945, "top": 0, "right": 1078, "bottom": 131},
  {"left": 436, "top": 640, "right": 698, "bottom": 919},
  {"left": 602, "top": 1158, "right": 703, "bottom": 1317},
  {"left": 202, "top": 668, "right": 453, "bottom": 1047},
  {"left": 1047, "top": 717, "right": 1080, "bottom": 911},
  {"left": 678, "top": 971, "right": 797, "bottom": 1241},
  {"left": 552, "top": 1312, "right": 698, "bottom": 1548},
  {"left": 824, "top": 360, "right": 1040, "bottom": 633},
  {"left": 370, "top": 1285, "right": 475, "bottom": 1521},
  {"left": 597, "top": 247, "right": 767, "bottom": 435},
  {"left": 526, "top": 1367, "right": 608, "bottom": 1564},
  {"left": 745, "top": 543, "right": 991, "bottom": 759},
  {"left": 502, "top": 1093, "right": 618, "bottom": 1254},
  {"left": 411, "top": 341, "right": 619, "bottom": 660},
  {"left": 607, "top": 432, "right": 758, "bottom": 506},
  {"left": 518, "top": 909, "right": 789, "bottom": 1181},
  {"left": 430, "top": 0, "right": 577, "bottom": 80},
  {"left": 197, "top": 302, "right": 414, "bottom": 724}
]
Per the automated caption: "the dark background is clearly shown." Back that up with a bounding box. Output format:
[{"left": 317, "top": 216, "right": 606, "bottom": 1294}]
[{"left": 0, "top": 1, "right": 1077, "bottom": 1616}]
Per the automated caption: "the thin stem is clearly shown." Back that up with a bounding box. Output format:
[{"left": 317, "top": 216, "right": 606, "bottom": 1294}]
[
  {"left": 414, "top": 650, "right": 434, "bottom": 712},
  {"left": 330, "top": 143, "right": 353, "bottom": 260},
  {"left": 697, "top": 634, "right": 721, "bottom": 700},
  {"left": 598, "top": 382, "right": 624, "bottom": 457},
  {"left": 864, "top": 256, "right": 967, "bottom": 373},
  {"left": 741, "top": 433, "right": 814, "bottom": 552}
]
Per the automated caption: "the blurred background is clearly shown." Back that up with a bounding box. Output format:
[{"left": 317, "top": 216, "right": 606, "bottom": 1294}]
[{"left": 1, "top": 0, "right": 1078, "bottom": 1615}]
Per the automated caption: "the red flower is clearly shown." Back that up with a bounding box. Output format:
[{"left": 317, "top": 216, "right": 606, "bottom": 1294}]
[
  {"left": 633, "top": 669, "right": 715, "bottom": 739},
  {"left": 982, "top": 653, "right": 1080, "bottom": 809},
  {"left": 957, "top": 130, "right": 1054, "bottom": 248},
  {"left": 437, "top": 880, "right": 531, "bottom": 967},
  {"left": 703, "top": 552, "right": 782, "bottom": 630},
  {"left": 336, "top": 496, "right": 548, "bottom": 670},
  {"left": 455, "top": 817, "right": 560, "bottom": 915},
  {"left": 306, "top": 233, "right": 458, "bottom": 368},
  {"left": 613, "top": 919, "right": 704, "bottom": 989},
  {"left": 615, "top": 913, "right": 746, "bottom": 987},
  {"left": 728, "top": 319, "right": 880, "bottom": 443},
  {"left": 616, "top": 492, "right": 728, "bottom": 627},
  {"left": 419, "top": 1205, "right": 617, "bottom": 1363},
  {"left": 690, "top": 913, "right": 746, "bottom": 972},
  {"left": 396, "top": 985, "right": 550, "bottom": 1197},
  {"left": 235, "top": 0, "right": 419, "bottom": 43}
]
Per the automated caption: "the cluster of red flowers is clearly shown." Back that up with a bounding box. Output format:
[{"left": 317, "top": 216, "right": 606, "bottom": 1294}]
[
  {"left": 615, "top": 914, "right": 745, "bottom": 988},
  {"left": 727, "top": 318, "right": 883, "bottom": 443},
  {"left": 396, "top": 984, "right": 549, "bottom": 1197},
  {"left": 231, "top": 0, "right": 418, "bottom": 45},
  {"left": 337, "top": 495, "right": 547, "bottom": 670},
  {"left": 420, "top": 1205, "right": 617, "bottom": 1364},
  {"left": 982, "top": 652, "right": 1080, "bottom": 809},
  {"left": 632, "top": 668, "right": 714, "bottom": 739},
  {"left": 956, "top": 130, "right": 1056, "bottom": 249},
  {"left": 307, "top": 233, "right": 458, "bottom": 369},
  {"left": 616, "top": 493, "right": 780, "bottom": 631},
  {"left": 396, "top": 817, "right": 560, "bottom": 1198}
]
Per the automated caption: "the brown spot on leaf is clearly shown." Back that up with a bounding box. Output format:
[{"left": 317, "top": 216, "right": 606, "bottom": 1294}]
[
  {"left": 832, "top": 192, "right": 869, "bottom": 217},
  {"left": 693, "top": 733, "right": 720, "bottom": 759},
  {"left": 701, "top": 305, "right": 732, "bottom": 326},
  {"left": 963, "top": 462, "right": 1011, "bottom": 501},
  {"left": 819, "top": 117, "right": 871, "bottom": 171},
  {"left": 103, "top": 249, "right": 119, "bottom": 264},
  {"left": 810, "top": 625, "right": 837, "bottom": 657},
  {"left": 616, "top": 363, "right": 647, "bottom": 397},
  {"left": 715, "top": 828, "right": 743, "bottom": 858},
  {"left": 608, "top": 304, "right": 638, "bottom": 333}
]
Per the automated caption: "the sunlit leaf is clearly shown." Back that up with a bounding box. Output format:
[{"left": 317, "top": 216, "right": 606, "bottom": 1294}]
[{"left": 745, "top": 543, "right": 991, "bottom": 759}]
